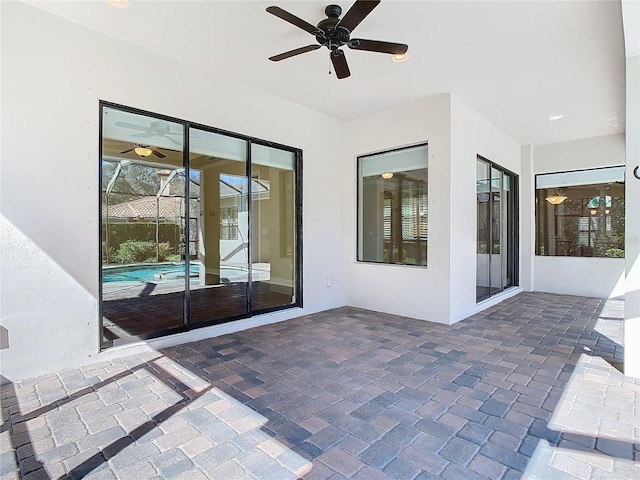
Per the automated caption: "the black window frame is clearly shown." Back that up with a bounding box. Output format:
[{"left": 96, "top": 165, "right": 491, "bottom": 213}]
[
  {"left": 534, "top": 165, "right": 625, "bottom": 258},
  {"left": 356, "top": 143, "right": 429, "bottom": 267},
  {"left": 99, "top": 101, "right": 303, "bottom": 349},
  {"left": 476, "top": 156, "right": 519, "bottom": 302}
]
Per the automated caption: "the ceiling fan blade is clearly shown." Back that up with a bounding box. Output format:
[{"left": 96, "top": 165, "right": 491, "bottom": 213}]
[
  {"left": 337, "top": 0, "right": 380, "bottom": 32},
  {"left": 115, "top": 121, "right": 151, "bottom": 132},
  {"left": 269, "top": 44, "right": 321, "bottom": 62},
  {"left": 120, "top": 147, "right": 135, "bottom": 154},
  {"left": 131, "top": 132, "right": 156, "bottom": 138},
  {"left": 331, "top": 50, "right": 351, "bottom": 79},
  {"left": 349, "top": 38, "right": 408, "bottom": 55},
  {"left": 266, "top": 6, "right": 320, "bottom": 35},
  {"left": 152, "top": 149, "right": 166, "bottom": 159}
]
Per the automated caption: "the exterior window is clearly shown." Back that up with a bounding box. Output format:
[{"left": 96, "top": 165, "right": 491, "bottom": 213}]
[
  {"left": 220, "top": 207, "right": 238, "bottom": 240},
  {"left": 476, "top": 157, "right": 518, "bottom": 302},
  {"left": 357, "top": 144, "right": 428, "bottom": 266},
  {"left": 536, "top": 167, "right": 625, "bottom": 257}
]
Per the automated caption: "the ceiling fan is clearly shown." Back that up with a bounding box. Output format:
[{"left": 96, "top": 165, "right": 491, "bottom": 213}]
[
  {"left": 120, "top": 144, "right": 167, "bottom": 159},
  {"left": 115, "top": 120, "right": 182, "bottom": 145},
  {"left": 267, "top": 0, "right": 408, "bottom": 79}
]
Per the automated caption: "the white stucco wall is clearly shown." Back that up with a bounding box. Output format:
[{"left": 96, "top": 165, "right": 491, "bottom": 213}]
[
  {"left": 0, "top": 2, "right": 347, "bottom": 382},
  {"left": 344, "top": 94, "right": 521, "bottom": 324},
  {"left": 449, "top": 94, "right": 522, "bottom": 322},
  {"left": 344, "top": 95, "right": 452, "bottom": 323},
  {"left": 532, "top": 134, "right": 627, "bottom": 299},
  {"left": 624, "top": 55, "right": 640, "bottom": 377},
  {"left": 622, "top": 0, "right": 640, "bottom": 378},
  {"left": 520, "top": 145, "right": 535, "bottom": 292}
]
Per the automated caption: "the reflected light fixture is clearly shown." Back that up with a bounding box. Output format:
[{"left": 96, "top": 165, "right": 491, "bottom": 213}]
[
  {"left": 392, "top": 53, "right": 409, "bottom": 63},
  {"left": 134, "top": 146, "right": 153, "bottom": 158},
  {"left": 106, "top": 0, "right": 129, "bottom": 7},
  {"left": 381, "top": 172, "right": 394, "bottom": 179},
  {"left": 549, "top": 114, "right": 564, "bottom": 121},
  {"left": 545, "top": 190, "right": 567, "bottom": 205}
]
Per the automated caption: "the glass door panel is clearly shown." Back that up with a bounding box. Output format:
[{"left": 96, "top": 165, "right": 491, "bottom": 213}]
[
  {"left": 476, "top": 157, "right": 518, "bottom": 303},
  {"left": 101, "top": 107, "right": 185, "bottom": 341},
  {"left": 250, "top": 144, "right": 296, "bottom": 311},
  {"left": 503, "top": 174, "right": 512, "bottom": 288},
  {"left": 476, "top": 159, "right": 491, "bottom": 301},
  {"left": 189, "top": 129, "right": 249, "bottom": 325},
  {"left": 490, "top": 167, "right": 503, "bottom": 295}
]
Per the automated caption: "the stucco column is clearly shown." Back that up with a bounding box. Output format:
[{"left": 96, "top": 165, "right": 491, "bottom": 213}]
[
  {"left": 520, "top": 145, "right": 535, "bottom": 291},
  {"left": 624, "top": 54, "right": 640, "bottom": 378}
]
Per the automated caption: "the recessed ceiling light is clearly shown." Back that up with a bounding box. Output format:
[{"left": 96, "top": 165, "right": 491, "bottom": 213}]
[
  {"left": 106, "top": 0, "right": 129, "bottom": 7},
  {"left": 392, "top": 53, "right": 409, "bottom": 63},
  {"left": 549, "top": 114, "right": 564, "bottom": 121}
]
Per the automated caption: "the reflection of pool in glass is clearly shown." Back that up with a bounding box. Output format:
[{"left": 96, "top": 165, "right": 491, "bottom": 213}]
[
  {"left": 103, "top": 263, "right": 199, "bottom": 283},
  {"left": 220, "top": 267, "right": 248, "bottom": 279}
]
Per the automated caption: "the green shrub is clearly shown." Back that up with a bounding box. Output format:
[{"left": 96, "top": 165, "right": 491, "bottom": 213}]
[
  {"left": 112, "top": 241, "right": 171, "bottom": 264},
  {"left": 101, "top": 241, "right": 116, "bottom": 263},
  {"left": 605, "top": 248, "right": 624, "bottom": 258},
  {"left": 102, "top": 223, "right": 180, "bottom": 257}
]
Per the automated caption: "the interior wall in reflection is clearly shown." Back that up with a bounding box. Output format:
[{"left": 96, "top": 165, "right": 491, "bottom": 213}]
[
  {"left": 189, "top": 129, "right": 250, "bottom": 325},
  {"left": 100, "top": 103, "right": 301, "bottom": 347},
  {"left": 251, "top": 144, "right": 296, "bottom": 310}
]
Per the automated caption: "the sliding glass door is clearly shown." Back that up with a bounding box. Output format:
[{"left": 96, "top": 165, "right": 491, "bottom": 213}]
[
  {"left": 189, "top": 129, "right": 250, "bottom": 325},
  {"left": 476, "top": 157, "right": 518, "bottom": 302},
  {"left": 100, "top": 103, "right": 301, "bottom": 346},
  {"left": 251, "top": 144, "right": 297, "bottom": 310},
  {"left": 101, "top": 107, "right": 187, "bottom": 341}
]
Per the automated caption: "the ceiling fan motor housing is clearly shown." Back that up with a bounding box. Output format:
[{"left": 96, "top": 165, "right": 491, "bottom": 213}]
[{"left": 317, "top": 5, "right": 351, "bottom": 50}]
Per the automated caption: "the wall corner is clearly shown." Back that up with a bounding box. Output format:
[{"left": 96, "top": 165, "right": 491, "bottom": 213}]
[
  {"left": 624, "top": 54, "right": 640, "bottom": 378},
  {"left": 520, "top": 144, "right": 535, "bottom": 292}
]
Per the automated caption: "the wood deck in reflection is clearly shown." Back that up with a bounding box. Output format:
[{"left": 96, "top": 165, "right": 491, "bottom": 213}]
[{"left": 102, "top": 282, "right": 292, "bottom": 340}]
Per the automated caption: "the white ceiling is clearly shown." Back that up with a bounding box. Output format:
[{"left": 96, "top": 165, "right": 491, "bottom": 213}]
[{"left": 26, "top": 0, "right": 626, "bottom": 146}]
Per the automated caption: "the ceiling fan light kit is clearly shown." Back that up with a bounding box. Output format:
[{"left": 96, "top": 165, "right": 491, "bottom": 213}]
[
  {"left": 267, "top": 0, "right": 408, "bottom": 79},
  {"left": 134, "top": 146, "right": 153, "bottom": 158},
  {"left": 545, "top": 192, "right": 568, "bottom": 205},
  {"left": 120, "top": 144, "right": 167, "bottom": 159}
]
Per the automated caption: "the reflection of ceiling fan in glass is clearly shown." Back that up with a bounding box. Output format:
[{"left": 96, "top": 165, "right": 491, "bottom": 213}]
[
  {"left": 120, "top": 144, "right": 166, "bottom": 158},
  {"left": 115, "top": 120, "right": 182, "bottom": 145}
]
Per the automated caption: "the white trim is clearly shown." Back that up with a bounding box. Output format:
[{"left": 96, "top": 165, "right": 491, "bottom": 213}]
[{"left": 473, "top": 287, "right": 523, "bottom": 316}]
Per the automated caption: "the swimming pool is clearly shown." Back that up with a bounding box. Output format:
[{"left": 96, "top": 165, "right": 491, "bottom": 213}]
[{"left": 102, "top": 263, "right": 199, "bottom": 283}]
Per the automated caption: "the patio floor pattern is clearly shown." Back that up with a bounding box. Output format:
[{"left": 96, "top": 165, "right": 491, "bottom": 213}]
[{"left": 1, "top": 292, "right": 639, "bottom": 479}]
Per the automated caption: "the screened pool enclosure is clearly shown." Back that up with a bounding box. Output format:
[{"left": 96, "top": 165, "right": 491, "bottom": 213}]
[{"left": 100, "top": 103, "right": 301, "bottom": 346}]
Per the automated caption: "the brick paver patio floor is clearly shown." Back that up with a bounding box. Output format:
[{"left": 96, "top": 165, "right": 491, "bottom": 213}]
[{"left": 1, "top": 292, "right": 639, "bottom": 479}]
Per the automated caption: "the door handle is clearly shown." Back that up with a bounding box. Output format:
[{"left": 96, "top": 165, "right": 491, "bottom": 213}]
[{"left": 634, "top": 165, "right": 640, "bottom": 180}]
